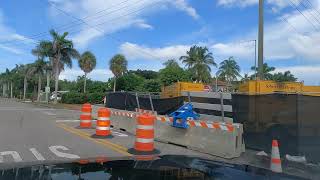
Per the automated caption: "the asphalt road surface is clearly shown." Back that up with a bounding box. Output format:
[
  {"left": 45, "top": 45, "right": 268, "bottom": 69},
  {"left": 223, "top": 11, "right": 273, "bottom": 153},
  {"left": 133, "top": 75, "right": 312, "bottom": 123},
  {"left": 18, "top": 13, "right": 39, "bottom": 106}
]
[{"left": 0, "top": 98, "right": 211, "bottom": 165}]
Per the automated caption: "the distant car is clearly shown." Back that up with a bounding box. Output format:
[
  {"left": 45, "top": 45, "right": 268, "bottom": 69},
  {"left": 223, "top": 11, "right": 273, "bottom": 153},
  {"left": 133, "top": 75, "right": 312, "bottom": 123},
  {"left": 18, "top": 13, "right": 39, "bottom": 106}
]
[{"left": 50, "top": 93, "right": 62, "bottom": 101}]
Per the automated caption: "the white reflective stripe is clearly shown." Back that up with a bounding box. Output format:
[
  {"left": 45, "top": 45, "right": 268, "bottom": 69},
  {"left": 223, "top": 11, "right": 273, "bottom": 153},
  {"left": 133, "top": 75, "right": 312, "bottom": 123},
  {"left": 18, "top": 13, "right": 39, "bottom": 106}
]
[
  {"left": 136, "top": 138, "right": 154, "bottom": 143},
  {"left": 97, "top": 126, "right": 110, "bottom": 130},
  {"left": 194, "top": 122, "right": 201, "bottom": 127},
  {"left": 98, "top": 117, "right": 110, "bottom": 121},
  {"left": 156, "top": 117, "right": 161, "bottom": 121},
  {"left": 207, "top": 124, "right": 213, "bottom": 128},
  {"left": 81, "top": 120, "right": 91, "bottom": 123},
  {"left": 220, "top": 125, "right": 228, "bottom": 131},
  {"left": 137, "top": 125, "right": 154, "bottom": 130},
  {"left": 81, "top": 112, "right": 91, "bottom": 115}
]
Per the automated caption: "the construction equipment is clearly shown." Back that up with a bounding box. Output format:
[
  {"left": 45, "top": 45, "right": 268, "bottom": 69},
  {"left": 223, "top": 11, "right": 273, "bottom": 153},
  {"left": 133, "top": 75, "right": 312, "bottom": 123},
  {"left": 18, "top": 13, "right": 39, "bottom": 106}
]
[{"left": 169, "top": 103, "right": 199, "bottom": 129}]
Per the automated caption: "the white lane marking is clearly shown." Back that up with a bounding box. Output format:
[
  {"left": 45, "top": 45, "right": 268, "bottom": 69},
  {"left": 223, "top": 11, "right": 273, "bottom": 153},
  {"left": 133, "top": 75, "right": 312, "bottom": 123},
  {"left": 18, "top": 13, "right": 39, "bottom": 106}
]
[
  {"left": 49, "top": 145, "right": 80, "bottom": 159},
  {"left": 29, "top": 148, "right": 45, "bottom": 161},
  {"left": 42, "top": 111, "right": 56, "bottom": 116},
  {"left": 0, "top": 151, "right": 22, "bottom": 163},
  {"left": 56, "top": 120, "right": 97, "bottom": 122},
  {"left": 113, "top": 131, "right": 128, "bottom": 137}
]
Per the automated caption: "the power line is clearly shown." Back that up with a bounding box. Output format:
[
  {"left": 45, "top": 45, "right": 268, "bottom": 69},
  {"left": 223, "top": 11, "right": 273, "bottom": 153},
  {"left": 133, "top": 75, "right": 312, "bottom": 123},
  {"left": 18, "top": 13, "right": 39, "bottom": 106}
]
[
  {"left": 305, "top": 0, "right": 320, "bottom": 18},
  {"left": 288, "top": 0, "right": 319, "bottom": 31},
  {"left": 298, "top": 0, "right": 320, "bottom": 26},
  {"left": 47, "top": 0, "right": 166, "bottom": 61},
  {"left": 0, "top": 0, "right": 139, "bottom": 45},
  {"left": 280, "top": 16, "right": 300, "bottom": 34}
]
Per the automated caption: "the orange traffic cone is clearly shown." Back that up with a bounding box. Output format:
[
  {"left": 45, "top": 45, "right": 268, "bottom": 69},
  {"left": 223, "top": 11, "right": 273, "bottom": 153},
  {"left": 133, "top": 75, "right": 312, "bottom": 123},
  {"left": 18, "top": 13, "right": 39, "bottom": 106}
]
[
  {"left": 128, "top": 113, "right": 160, "bottom": 155},
  {"left": 91, "top": 108, "right": 113, "bottom": 139},
  {"left": 78, "top": 103, "right": 92, "bottom": 128},
  {"left": 270, "top": 140, "right": 282, "bottom": 173}
]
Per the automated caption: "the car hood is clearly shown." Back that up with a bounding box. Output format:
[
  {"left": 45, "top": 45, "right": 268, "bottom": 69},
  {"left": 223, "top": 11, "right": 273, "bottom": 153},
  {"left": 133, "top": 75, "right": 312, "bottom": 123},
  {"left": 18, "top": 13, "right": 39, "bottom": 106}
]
[{"left": 0, "top": 155, "right": 305, "bottom": 180}]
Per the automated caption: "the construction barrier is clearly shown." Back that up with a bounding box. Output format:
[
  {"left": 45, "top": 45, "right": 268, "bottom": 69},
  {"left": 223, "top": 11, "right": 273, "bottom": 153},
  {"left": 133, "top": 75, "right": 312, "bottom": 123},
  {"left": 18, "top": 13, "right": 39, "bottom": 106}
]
[
  {"left": 270, "top": 140, "right": 282, "bottom": 173},
  {"left": 79, "top": 103, "right": 92, "bottom": 128},
  {"left": 128, "top": 114, "right": 160, "bottom": 155},
  {"left": 108, "top": 108, "right": 244, "bottom": 158},
  {"left": 92, "top": 108, "right": 112, "bottom": 139}
]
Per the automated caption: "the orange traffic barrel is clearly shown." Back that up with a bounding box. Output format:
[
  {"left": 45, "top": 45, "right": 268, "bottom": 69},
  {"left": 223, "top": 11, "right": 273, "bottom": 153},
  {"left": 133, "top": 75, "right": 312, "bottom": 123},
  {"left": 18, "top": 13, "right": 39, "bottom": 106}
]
[
  {"left": 92, "top": 108, "right": 113, "bottom": 139},
  {"left": 128, "top": 113, "right": 160, "bottom": 155},
  {"left": 79, "top": 103, "right": 92, "bottom": 128}
]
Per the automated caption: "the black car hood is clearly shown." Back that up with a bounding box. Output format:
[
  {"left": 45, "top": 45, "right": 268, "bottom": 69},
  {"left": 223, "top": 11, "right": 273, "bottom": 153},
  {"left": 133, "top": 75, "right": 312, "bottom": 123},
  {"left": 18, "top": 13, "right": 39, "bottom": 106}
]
[{"left": 0, "top": 155, "right": 305, "bottom": 180}]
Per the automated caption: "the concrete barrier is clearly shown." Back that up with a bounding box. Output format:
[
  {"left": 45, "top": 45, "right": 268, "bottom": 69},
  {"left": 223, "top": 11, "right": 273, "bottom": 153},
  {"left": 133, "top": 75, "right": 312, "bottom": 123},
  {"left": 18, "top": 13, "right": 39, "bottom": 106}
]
[
  {"left": 103, "top": 108, "right": 245, "bottom": 158},
  {"left": 155, "top": 120, "right": 244, "bottom": 158}
]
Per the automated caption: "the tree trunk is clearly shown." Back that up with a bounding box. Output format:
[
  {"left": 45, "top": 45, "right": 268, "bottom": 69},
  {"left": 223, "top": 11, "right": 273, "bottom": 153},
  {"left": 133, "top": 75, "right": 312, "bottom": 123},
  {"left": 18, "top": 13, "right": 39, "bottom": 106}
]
[
  {"left": 23, "top": 77, "right": 27, "bottom": 100},
  {"left": 2, "top": 83, "right": 5, "bottom": 97},
  {"left": 113, "top": 77, "right": 116, "bottom": 92},
  {"left": 10, "top": 82, "right": 13, "bottom": 98},
  {"left": 37, "top": 75, "right": 41, "bottom": 102},
  {"left": 84, "top": 73, "right": 87, "bottom": 93},
  {"left": 54, "top": 53, "right": 60, "bottom": 104},
  {"left": 46, "top": 72, "right": 50, "bottom": 103},
  {"left": 54, "top": 67, "right": 59, "bottom": 104}
]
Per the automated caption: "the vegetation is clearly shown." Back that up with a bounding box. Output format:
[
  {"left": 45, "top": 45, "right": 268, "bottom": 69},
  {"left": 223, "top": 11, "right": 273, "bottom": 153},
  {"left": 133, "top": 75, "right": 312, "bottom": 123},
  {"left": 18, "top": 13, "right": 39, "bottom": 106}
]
[
  {"left": 0, "top": 30, "right": 299, "bottom": 102},
  {"left": 217, "top": 57, "right": 241, "bottom": 84},
  {"left": 79, "top": 51, "right": 97, "bottom": 93},
  {"left": 180, "top": 45, "right": 216, "bottom": 83},
  {"left": 109, "top": 54, "right": 128, "bottom": 92}
]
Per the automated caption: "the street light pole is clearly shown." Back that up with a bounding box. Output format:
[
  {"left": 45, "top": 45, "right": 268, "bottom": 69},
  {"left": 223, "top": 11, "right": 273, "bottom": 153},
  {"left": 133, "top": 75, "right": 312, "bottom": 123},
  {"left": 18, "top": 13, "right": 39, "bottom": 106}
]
[{"left": 258, "top": 0, "right": 264, "bottom": 80}]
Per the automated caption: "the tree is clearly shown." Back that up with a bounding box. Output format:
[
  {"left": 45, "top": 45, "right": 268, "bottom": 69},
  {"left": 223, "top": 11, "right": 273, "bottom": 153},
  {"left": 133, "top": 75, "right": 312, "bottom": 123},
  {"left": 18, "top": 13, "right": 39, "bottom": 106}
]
[
  {"left": 79, "top": 51, "right": 96, "bottom": 93},
  {"left": 180, "top": 45, "right": 216, "bottom": 82},
  {"left": 128, "top": 69, "right": 158, "bottom": 79},
  {"left": 159, "top": 59, "right": 191, "bottom": 86},
  {"left": 115, "top": 73, "right": 145, "bottom": 91},
  {"left": 251, "top": 63, "right": 275, "bottom": 80},
  {"left": 217, "top": 57, "right": 241, "bottom": 84},
  {"left": 29, "top": 59, "right": 47, "bottom": 101},
  {"left": 272, "top": 71, "right": 297, "bottom": 82},
  {"left": 109, "top": 54, "right": 128, "bottom": 92},
  {"left": 35, "top": 30, "right": 80, "bottom": 104},
  {"left": 137, "top": 79, "right": 161, "bottom": 92}
]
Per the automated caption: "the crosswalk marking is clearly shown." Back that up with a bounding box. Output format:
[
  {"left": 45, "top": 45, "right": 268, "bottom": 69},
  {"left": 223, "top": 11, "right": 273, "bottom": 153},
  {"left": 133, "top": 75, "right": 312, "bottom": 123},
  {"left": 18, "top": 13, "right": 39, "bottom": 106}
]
[
  {"left": 0, "top": 151, "right": 22, "bottom": 163},
  {"left": 29, "top": 148, "right": 45, "bottom": 161},
  {"left": 49, "top": 146, "right": 80, "bottom": 159}
]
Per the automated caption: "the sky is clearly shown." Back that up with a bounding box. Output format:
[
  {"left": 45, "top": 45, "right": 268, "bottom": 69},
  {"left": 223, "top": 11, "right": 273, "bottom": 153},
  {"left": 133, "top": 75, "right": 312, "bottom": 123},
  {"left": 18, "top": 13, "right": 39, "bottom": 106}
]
[{"left": 0, "top": 0, "right": 320, "bottom": 85}]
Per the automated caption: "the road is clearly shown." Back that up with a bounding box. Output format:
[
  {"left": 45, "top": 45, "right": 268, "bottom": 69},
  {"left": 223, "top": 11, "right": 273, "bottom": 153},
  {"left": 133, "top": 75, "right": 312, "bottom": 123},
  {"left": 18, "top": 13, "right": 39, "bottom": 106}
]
[{"left": 0, "top": 98, "right": 211, "bottom": 165}]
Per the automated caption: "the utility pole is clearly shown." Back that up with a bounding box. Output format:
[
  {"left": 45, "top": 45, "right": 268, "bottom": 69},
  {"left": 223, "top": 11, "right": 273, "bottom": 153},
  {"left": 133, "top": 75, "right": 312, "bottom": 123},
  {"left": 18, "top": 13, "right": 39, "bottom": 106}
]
[{"left": 258, "top": 0, "right": 264, "bottom": 80}]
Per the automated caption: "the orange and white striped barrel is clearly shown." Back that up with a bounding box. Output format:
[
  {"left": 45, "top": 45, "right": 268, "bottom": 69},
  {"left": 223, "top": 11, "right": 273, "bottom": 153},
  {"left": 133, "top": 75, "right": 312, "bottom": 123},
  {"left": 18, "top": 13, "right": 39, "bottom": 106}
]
[
  {"left": 92, "top": 108, "right": 112, "bottom": 138},
  {"left": 79, "top": 103, "right": 92, "bottom": 128},
  {"left": 128, "top": 114, "right": 159, "bottom": 155}
]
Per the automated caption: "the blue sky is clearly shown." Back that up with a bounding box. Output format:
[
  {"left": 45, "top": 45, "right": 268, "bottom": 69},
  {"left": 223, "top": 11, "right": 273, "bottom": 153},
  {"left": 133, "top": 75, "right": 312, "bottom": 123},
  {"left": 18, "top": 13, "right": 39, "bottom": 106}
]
[{"left": 0, "top": 0, "right": 320, "bottom": 85}]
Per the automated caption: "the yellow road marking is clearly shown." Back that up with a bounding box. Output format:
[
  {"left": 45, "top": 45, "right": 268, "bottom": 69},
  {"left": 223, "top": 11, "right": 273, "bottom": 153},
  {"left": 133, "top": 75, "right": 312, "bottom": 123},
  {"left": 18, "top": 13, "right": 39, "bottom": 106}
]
[
  {"left": 59, "top": 124, "right": 128, "bottom": 151},
  {"left": 56, "top": 123, "right": 131, "bottom": 156}
]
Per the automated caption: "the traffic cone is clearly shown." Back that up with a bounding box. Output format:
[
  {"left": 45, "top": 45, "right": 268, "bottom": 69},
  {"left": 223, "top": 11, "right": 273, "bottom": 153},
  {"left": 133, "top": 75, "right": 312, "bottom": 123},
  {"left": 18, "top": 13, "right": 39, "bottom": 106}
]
[
  {"left": 78, "top": 103, "right": 92, "bottom": 129},
  {"left": 128, "top": 113, "right": 160, "bottom": 155},
  {"left": 91, "top": 108, "right": 113, "bottom": 139},
  {"left": 270, "top": 140, "right": 282, "bottom": 173}
]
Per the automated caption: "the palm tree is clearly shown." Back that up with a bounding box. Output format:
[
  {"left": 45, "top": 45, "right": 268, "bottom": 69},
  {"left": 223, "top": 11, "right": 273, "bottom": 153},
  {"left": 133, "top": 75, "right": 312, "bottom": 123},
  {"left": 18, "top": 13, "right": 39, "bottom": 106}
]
[
  {"left": 251, "top": 63, "right": 275, "bottom": 80},
  {"left": 109, "top": 54, "right": 128, "bottom": 92},
  {"left": 29, "top": 59, "right": 47, "bottom": 101},
  {"left": 79, "top": 51, "right": 96, "bottom": 93},
  {"left": 35, "top": 30, "right": 80, "bottom": 104},
  {"left": 21, "top": 64, "right": 33, "bottom": 100},
  {"left": 217, "top": 57, "right": 241, "bottom": 84},
  {"left": 180, "top": 45, "right": 216, "bottom": 82}
]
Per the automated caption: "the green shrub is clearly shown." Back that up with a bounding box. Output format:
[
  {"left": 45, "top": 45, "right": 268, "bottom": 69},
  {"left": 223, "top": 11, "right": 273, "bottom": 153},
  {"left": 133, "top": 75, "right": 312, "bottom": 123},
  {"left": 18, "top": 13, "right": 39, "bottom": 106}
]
[{"left": 61, "top": 92, "right": 105, "bottom": 104}]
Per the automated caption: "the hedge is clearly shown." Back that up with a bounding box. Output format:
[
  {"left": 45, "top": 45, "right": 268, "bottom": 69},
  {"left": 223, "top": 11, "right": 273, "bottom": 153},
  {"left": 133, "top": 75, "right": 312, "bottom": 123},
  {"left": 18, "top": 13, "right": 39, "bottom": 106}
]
[{"left": 61, "top": 92, "right": 105, "bottom": 104}]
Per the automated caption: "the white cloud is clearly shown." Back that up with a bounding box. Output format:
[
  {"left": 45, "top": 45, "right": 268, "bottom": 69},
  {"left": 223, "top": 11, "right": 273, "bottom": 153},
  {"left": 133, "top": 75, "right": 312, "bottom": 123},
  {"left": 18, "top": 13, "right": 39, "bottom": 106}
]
[
  {"left": 217, "top": 0, "right": 303, "bottom": 9},
  {"left": 0, "top": 44, "right": 24, "bottom": 55},
  {"left": 135, "top": 20, "right": 153, "bottom": 30},
  {"left": 217, "top": 0, "right": 258, "bottom": 8},
  {"left": 48, "top": 0, "right": 199, "bottom": 49},
  {"left": 172, "top": 0, "right": 199, "bottom": 19},
  {"left": 275, "top": 65, "right": 320, "bottom": 85},
  {"left": 211, "top": 42, "right": 255, "bottom": 59},
  {"left": 59, "top": 68, "right": 113, "bottom": 81},
  {"left": 120, "top": 42, "right": 191, "bottom": 61}
]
